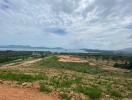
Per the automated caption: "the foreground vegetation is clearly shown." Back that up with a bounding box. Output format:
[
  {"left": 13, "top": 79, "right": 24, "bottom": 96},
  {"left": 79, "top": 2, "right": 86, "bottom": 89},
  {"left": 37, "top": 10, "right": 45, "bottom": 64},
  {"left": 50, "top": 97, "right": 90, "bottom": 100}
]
[{"left": 0, "top": 51, "right": 132, "bottom": 100}]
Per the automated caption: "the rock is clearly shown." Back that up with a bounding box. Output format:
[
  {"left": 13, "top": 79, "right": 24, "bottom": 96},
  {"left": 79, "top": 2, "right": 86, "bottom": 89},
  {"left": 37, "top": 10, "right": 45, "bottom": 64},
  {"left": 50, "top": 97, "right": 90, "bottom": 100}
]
[
  {"left": 22, "top": 82, "right": 32, "bottom": 88},
  {"left": 22, "top": 82, "right": 27, "bottom": 87},
  {"left": 25, "top": 83, "right": 32, "bottom": 88},
  {"left": 105, "top": 95, "right": 110, "bottom": 97}
]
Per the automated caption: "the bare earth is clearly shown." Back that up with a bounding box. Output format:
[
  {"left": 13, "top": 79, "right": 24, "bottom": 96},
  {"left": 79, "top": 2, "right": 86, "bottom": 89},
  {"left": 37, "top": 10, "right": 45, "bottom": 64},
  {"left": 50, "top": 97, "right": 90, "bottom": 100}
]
[
  {"left": 0, "top": 84, "right": 58, "bottom": 100},
  {"left": 58, "top": 55, "right": 88, "bottom": 63}
]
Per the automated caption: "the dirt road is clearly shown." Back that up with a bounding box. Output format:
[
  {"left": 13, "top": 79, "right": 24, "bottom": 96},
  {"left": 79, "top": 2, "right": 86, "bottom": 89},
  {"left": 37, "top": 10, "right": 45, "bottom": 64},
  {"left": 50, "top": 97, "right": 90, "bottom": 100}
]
[
  {"left": 0, "top": 59, "right": 42, "bottom": 69},
  {"left": 0, "top": 84, "right": 58, "bottom": 100}
]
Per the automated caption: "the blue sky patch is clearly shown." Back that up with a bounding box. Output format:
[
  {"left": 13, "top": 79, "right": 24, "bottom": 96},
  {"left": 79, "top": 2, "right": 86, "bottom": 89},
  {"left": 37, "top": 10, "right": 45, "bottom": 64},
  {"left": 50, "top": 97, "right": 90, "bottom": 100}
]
[
  {"left": 126, "top": 24, "right": 132, "bottom": 29},
  {"left": 47, "top": 28, "right": 67, "bottom": 36}
]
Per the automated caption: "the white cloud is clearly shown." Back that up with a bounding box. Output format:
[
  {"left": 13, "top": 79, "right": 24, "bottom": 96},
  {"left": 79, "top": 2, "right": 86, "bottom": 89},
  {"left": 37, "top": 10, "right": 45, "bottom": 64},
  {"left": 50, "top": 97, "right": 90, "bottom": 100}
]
[{"left": 0, "top": 0, "right": 132, "bottom": 49}]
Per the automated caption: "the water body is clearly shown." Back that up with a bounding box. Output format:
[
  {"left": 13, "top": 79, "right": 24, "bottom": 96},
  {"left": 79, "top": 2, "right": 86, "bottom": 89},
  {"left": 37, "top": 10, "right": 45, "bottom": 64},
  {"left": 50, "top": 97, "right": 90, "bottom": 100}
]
[{"left": 0, "top": 47, "right": 87, "bottom": 53}]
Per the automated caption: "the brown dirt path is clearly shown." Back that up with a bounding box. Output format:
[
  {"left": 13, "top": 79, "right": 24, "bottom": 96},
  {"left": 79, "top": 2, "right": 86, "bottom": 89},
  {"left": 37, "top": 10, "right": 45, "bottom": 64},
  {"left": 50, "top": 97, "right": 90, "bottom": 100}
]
[
  {"left": 0, "top": 59, "right": 42, "bottom": 69},
  {"left": 0, "top": 84, "right": 58, "bottom": 100}
]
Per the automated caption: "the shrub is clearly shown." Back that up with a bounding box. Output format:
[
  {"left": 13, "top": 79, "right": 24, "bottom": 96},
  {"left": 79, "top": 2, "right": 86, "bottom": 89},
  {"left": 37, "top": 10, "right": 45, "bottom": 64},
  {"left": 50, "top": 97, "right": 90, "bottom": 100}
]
[
  {"left": 39, "top": 83, "right": 51, "bottom": 93},
  {"left": 110, "top": 90, "right": 122, "bottom": 97},
  {"left": 74, "top": 86, "right": 102, "bottom": 99}
]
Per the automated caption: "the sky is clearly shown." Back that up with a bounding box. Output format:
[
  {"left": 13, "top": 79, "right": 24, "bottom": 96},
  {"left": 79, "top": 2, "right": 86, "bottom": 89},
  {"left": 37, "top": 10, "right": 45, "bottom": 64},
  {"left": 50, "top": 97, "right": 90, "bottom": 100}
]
[{"left": 0, "top": 0, "right": 132, "bottom": 50}]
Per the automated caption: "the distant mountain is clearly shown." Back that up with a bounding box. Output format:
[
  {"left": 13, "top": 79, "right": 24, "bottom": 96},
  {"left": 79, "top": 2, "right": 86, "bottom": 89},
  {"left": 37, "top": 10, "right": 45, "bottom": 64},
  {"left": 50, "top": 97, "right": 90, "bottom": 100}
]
[
  {"left": 82, "top": 48, "right": 132, "bottom": 54},
  {"left": 81, "top": 48, "right": 114, "bottom": 53},
  {"left": 0, "top": 45, "right": 31, "bottom": 48},
  {"left": 0, "top": 45, "right": 65, "bottom": 50},
  {"left": 120, "top": 48, "right": 132, "bottom": 53}
]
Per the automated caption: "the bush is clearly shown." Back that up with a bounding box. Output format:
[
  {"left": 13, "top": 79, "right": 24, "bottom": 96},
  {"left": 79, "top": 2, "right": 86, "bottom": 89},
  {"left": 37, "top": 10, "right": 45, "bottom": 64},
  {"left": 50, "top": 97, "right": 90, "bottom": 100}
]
[
  {"left": 74, "top": 86, "right": 102, "bottom": 99},
  {"left": 39, "top": 83, "right": 51, "bottom": 93},
  {"left": 110, "top": 90, "right": 122, "bottom": 97},
  {"left": 114, "top": 61, "right": 132, "bottom": 69}
]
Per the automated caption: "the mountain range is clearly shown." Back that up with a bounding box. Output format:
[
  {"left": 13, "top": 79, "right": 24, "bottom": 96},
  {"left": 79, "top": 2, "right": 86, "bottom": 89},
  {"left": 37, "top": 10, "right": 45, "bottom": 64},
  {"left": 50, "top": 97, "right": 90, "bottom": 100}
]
[
  {"left": 0, "top": 45, "right": 64, "bottom": 50},
  {"left": 0, "top": 45, "right": 132, "bottom": 54}
]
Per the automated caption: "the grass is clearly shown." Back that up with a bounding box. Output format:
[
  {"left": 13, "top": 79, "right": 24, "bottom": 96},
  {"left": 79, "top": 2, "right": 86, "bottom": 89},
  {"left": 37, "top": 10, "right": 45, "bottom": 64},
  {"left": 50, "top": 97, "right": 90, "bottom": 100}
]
[
  {"left": 107, "top": 84, "right": 122, "bottom": 98},
  {"left": 50, "top": 75, "right": 81, "bottom": 88},
  {"left": 39, "top": 56, "right": 104, "bottom": 75},
  {"left": 39, "top": 83, "right": 51, "bottom": 93},
  {"left": 74, "top": 86, "right": 102, "bottom": 99},
  {"left": 0, "top": 69, "right": 47, "bottom": 82}
]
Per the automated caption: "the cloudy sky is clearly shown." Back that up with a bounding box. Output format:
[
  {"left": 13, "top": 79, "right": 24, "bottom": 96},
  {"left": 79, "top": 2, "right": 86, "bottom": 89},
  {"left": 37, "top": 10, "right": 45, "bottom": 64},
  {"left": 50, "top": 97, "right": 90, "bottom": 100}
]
[{"left": 0, "top": 0, "right": 132, "bottom": 50}]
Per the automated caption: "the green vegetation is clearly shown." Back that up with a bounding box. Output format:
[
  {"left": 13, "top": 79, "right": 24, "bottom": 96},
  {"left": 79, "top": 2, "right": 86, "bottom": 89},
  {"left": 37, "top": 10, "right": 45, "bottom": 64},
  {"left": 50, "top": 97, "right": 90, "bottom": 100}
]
[
  {"left": 114, "top": 61, "right": 132, "bottom": 69},
  {"left": 0, "top": 70, "right": 47, "bottom": 82},
  {"left": 110, "top": 90, "right": 122, "bottom": 97},
  {"left": 0, "top": 51, "right": 51, "bottom": 64},
  {"left": 39, "top": 83, "right": 51, "bottom": 93},
  {"left": 74, "top": 86, "right": 102, "bottom": 99},
  {"left": 39, "top": 56, "right": 104, "bottom": 75},
  {"left": 0, "top": 51, "right": 32, "bottom": 63},
  {"left": 50, "top": 75, "right": 81, "bottom": 88}
]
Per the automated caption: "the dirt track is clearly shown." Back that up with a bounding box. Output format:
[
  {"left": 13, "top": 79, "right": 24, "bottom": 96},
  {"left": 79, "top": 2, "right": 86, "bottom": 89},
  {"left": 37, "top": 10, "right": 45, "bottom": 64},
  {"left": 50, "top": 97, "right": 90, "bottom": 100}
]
[
  {"left": 0, "top": 84, "right": 58, "bottom": 100},
  {"left": 0, "top": 59, "right": 42, "bottom": 69}
]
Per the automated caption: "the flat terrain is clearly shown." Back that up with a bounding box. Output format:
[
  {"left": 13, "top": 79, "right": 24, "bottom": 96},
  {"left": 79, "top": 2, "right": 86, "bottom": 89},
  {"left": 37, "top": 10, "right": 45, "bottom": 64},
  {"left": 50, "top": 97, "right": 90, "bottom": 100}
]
[{"left": 0, "top": 55, "right": 132, "bottom": 100}]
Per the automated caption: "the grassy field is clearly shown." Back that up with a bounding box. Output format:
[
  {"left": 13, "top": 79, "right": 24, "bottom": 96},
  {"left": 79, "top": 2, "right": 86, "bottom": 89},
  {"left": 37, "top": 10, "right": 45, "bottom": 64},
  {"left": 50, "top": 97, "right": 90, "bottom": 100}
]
[{"left": 0, "top": 55, "right": 132, "bottom": 100}]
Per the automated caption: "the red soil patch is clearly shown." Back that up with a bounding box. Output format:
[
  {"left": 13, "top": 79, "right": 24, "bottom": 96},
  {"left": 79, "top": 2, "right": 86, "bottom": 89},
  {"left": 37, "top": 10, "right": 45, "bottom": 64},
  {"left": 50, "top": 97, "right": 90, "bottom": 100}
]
[{"left": 0, "top": 84, "right": 58, "bottom": 100}]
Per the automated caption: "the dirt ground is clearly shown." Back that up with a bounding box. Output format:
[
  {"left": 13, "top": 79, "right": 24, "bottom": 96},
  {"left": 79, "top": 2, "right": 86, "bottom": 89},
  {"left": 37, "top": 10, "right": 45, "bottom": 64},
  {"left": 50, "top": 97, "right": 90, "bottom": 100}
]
[
  {"left": 0, "top": 84, "right": 58, "bottom": 100},
  {"left": 58, "top": 55, "right": 88, "bottom": 63}
]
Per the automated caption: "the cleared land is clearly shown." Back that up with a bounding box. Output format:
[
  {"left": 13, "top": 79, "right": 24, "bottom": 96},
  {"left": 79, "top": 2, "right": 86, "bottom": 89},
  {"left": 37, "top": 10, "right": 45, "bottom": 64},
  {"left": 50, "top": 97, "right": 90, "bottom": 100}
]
[{"left": 0, "top": 55, "right": 132, "bottom": 100}]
